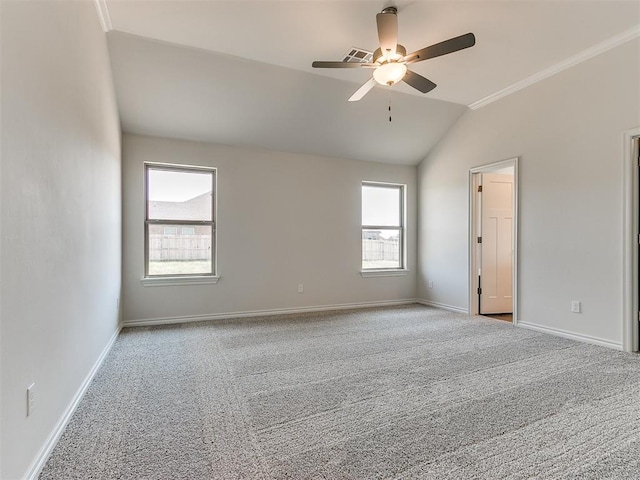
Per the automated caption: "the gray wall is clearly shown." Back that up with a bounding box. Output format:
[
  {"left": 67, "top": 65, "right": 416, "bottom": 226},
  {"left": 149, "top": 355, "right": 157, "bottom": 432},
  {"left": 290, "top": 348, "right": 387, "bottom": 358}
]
[
  {"left": 417, "top": 38, "right": 640, "bottom": 348},
  {"left": 0, "top": 2, "right": 121, "bottom": 478},
  {"left": 122, "top": 134, "right": 417, "bottom": 324}
]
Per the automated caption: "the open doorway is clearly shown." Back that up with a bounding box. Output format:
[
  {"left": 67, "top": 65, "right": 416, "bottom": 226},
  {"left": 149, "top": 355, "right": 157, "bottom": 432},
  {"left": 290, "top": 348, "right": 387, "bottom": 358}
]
[{"left": 469, "top": 158, "right": 518, "bottom": 324}]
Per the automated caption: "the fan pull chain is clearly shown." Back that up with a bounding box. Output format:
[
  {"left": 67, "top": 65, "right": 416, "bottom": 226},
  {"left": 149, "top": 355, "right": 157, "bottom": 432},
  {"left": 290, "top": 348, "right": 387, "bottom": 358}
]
[{"left": 388, "top": 90, "right": 392, "bottom": 122}]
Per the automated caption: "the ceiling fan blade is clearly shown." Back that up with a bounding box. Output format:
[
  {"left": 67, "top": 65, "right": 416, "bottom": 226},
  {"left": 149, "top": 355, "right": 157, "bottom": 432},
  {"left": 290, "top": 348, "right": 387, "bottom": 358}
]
[
  {"left": 405, "top": 33, "right": 476, "bottom": 64},
  {"left": 312, "top": 61, "right": 376, "bottom": 68},
  {"left": 348, "top": 77, "right": 377, "bottom": 102},
  {"left": 376, "top": 10, "right": 398, "bottom": 58},
  {"left": 403, "top": 70, "right": 437, "bottom": 93}
]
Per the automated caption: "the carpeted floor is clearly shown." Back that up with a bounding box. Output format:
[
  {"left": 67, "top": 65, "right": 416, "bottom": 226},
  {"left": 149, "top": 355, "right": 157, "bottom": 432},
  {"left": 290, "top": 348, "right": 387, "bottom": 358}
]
[{"left": 40, "top": 304, "right": 640, "bottom": 479}]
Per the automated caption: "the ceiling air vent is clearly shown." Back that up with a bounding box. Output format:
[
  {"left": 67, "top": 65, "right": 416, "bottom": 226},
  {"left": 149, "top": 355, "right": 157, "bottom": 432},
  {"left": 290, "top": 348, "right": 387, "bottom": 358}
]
[{"left": 342, "top": 47, "right": 374, "bottom": 63}]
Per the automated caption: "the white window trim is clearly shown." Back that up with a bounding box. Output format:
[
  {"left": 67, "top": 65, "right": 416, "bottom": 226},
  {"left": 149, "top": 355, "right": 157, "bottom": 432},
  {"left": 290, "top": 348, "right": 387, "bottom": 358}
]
[
  {"left": 361, "top": 181, "right": 407, "bottom": 272},
  {"left": 360, "top": 269, "right": 409, "bottom": 278},
  {"left": 144, "top": 162, "right": 217, "bottom": 281},
  {"left": 141, "top": 275, "right": 220, "bottom": 287}
]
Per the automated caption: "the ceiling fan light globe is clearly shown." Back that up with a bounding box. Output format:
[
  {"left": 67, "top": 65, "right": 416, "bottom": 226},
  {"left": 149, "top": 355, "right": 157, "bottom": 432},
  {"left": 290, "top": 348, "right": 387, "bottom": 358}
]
[{"left": 373, "top": 62, "right": 407, "bottom": 86}]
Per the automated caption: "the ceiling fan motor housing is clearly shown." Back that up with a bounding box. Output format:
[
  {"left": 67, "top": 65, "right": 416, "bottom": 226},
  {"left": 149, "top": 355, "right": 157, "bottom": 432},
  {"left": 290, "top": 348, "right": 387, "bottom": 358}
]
[{"left": 373, "top": 44, "right": 406, "bottom": 65}]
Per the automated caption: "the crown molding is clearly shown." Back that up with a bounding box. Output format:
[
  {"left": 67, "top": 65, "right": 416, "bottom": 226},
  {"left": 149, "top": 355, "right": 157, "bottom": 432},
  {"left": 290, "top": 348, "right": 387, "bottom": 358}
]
[
  {"left": 469, "top": 24, "right": 640, "bottom": 111},
  {"left": 93, "top": 0, "right": 113, "bottom": 33}
]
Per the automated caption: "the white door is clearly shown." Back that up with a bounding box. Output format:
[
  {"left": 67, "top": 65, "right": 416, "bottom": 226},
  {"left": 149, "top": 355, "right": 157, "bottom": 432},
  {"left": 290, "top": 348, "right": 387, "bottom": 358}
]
[{"left": 480, "top": 173, "right": 514, "bottom": 314}]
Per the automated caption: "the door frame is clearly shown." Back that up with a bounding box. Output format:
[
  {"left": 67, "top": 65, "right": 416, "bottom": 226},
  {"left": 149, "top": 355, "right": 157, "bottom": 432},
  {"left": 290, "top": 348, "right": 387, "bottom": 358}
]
[
  {"left": 468, "top": 157, "right": 519, "bottom": 324},
  {"left": 623, "top": 128, "right": 640, "bottom": 352}
]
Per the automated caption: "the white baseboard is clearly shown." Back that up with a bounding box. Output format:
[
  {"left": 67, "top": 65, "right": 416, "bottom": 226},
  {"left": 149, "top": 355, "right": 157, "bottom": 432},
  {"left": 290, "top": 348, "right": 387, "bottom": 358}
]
[
  {"left": 24, "top": 326, "right": 121, "bottom": 480},
  {"left": 416, "top": 299, "right": 469, "bottom": 314},
  {"left": 518, "top": 321, "right": 623, "bottom": 351},
  {"left": 123, "top": 299, "right": 419, "bottom": 327}
]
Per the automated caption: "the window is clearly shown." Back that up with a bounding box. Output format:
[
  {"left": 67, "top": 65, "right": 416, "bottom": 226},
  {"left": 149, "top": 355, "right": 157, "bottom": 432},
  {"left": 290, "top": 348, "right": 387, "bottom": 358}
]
[
  {"left": 361, "top": 182, "right": 405, "bottom": 270},
  {"left": 145, "top": 164, "right": 216, "bottom": 278}
]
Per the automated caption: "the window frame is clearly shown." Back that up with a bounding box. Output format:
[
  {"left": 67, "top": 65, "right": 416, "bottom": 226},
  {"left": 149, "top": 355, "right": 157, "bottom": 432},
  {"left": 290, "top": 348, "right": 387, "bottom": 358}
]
[
  {"left": 361, "top": 181, "right": 407, "bottom": 274},
  {"left": 143, "top": 162, "right": 217, "bottom": 283}
]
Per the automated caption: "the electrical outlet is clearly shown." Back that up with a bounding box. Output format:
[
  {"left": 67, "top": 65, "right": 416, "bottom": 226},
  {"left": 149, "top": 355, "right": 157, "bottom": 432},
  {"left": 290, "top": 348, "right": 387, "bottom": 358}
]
[
  {"left": 297, "top": 284, "right": 304, "bottom": 294},
  {"left": 571, "top": 300, "right": 581, "bottom": 313},
  {"left": 27, "top": 383, "right": 36, "bottom": 416},
  {"left": 428, "top": 280, "right": 434, "bottom": 289}
]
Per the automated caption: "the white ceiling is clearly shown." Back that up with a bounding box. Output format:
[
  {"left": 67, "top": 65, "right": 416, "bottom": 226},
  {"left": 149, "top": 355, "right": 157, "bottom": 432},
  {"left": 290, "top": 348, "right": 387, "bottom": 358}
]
[{"left": 103, "top": 1, "right": 640, "bottom": 165}]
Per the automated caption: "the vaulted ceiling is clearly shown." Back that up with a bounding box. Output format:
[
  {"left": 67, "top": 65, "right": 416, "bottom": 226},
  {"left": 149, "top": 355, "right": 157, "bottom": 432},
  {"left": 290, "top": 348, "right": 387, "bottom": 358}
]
[{"left": 103, "top": 1, "right": 640, "bottom": 165}]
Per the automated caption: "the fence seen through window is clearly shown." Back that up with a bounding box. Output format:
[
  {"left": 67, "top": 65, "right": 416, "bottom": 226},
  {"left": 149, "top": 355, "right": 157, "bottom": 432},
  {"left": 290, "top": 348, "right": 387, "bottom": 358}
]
[
  {"left": 361, "top": 182, "right": 405, "bottom": 270},
  {"left": 145, "top": 164, "right": 216, "bottom": 277}
]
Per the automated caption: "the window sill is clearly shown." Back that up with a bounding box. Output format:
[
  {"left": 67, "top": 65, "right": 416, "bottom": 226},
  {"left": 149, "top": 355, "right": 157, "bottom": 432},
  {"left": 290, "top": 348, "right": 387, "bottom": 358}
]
[
  {"left": 360, "top": 269, "right": 409, "bottom": 278},
  {"left": 141, "top": 275, "right": 220, "bottom": 287}
]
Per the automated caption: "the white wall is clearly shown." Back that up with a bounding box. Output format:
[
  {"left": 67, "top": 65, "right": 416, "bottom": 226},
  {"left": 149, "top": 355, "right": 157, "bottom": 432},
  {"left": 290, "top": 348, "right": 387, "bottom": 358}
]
[
  {"left": 417, "top": 38, "right": 640, "bottom": 348},
  {"left": 0, "top": 2, "right": 121, "bottom": 478},
  {"left": 122, "top": 134, "right": 417, "bottom": 324}
]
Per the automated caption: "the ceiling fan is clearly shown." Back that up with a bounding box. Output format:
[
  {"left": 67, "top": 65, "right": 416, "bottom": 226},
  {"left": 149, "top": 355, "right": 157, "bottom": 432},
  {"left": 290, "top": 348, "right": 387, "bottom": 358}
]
[{"left": 312, "top": 7, "right": 475, "bottom": 101}]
